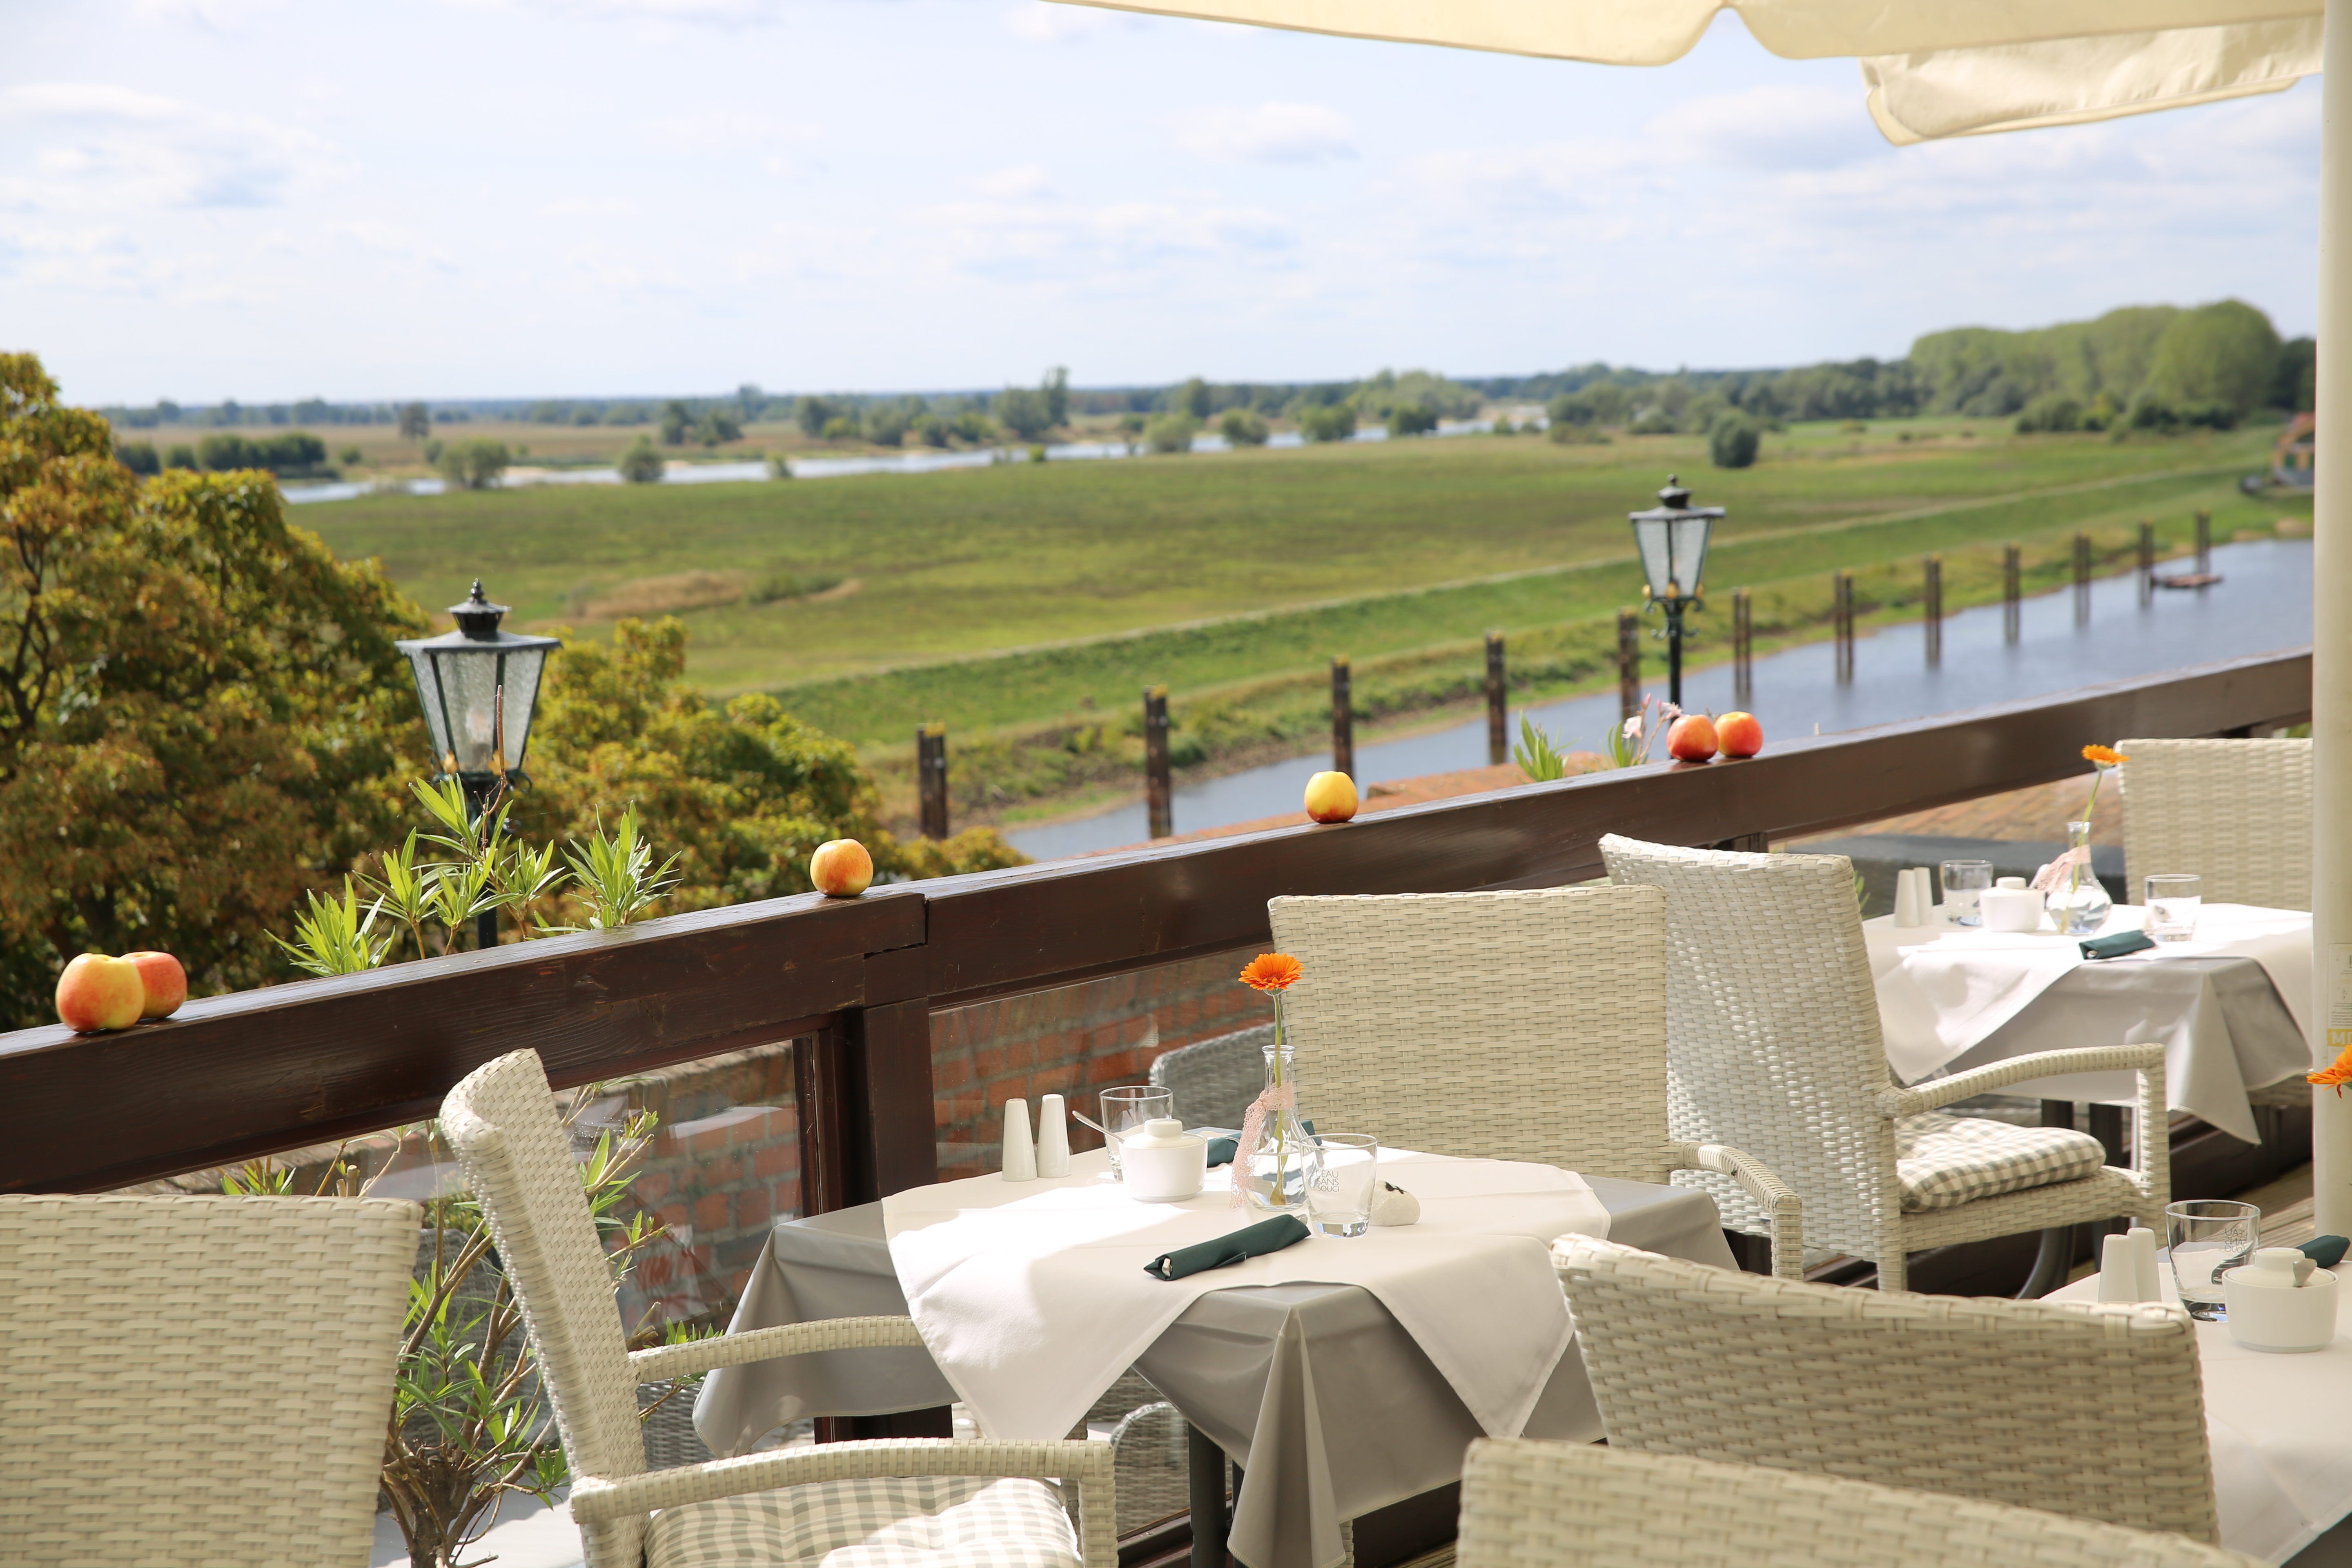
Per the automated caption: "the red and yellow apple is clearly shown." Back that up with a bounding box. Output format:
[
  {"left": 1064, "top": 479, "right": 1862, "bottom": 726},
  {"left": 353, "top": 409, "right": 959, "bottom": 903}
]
[
  {"left": 1665, "top": 714, "right": 1719, "bottom": 763},
  {"left": 124, "top": 950, "right": 187, "bottom": 1018},
  {"left": 56, "top": 953, "right": 146, "bottom": 1033},
  {"left": 1303, "top": 770, "right": 1359, "bottom": 823},
  {"left": 1715, "top": 711, "right": 1764, "bottom": 760},
  {"left": 809, "top": 837, "right": 874, "bottom": 898}
]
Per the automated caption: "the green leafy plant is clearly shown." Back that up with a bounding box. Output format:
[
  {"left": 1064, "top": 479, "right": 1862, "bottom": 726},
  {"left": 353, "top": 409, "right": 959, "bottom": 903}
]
[
  {"left": 1600, "top": 696, "right": 1673, "bottom": 770},
  {"left": 1512, "top": 715, "right": 1573, "bottom": 782},
  {"left": 273, "top": 877, "right": 392, "bottom": 976},
  {"left": 561, "top": 805, "right": 684, "bottom": 931}
]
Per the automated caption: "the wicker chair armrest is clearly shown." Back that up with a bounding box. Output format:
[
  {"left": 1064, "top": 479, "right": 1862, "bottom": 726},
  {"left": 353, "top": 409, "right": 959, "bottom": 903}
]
[
  {"left": 569, "top": 1437, "right": 1119, "bottom": 1566},
  {"left": 1876, "top": 1044, "right": 2165, "bottom": 1118},
  {"left": 1668, "top": 1142, "right": 1804, "bottom": 1278},
  {"left": 628, "top": 1316, "right": 925, "bottom": 1383}
]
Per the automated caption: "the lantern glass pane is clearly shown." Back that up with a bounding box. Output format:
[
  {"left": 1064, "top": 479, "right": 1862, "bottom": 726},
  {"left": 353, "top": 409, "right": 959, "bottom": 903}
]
[
  {"left": 497, "top": 646, "right": 550, "bottom": 772},
  {"left": 438, "top": 648, "right": 508, "bottom": 774},
  {"left": 404, "top": 649, "right": 455, "bottom": 766},
  {"left": 1633, "top": 517, "right": 1673, "bottom": 599},
  {"left": 1670, "top": 515, "right": 1712, "bottom": 596}
]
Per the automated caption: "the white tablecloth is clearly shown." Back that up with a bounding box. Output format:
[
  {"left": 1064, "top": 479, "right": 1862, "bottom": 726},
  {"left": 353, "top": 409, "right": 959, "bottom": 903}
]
[
  {"left": 881, "top": 1147, "right": 1608, "bottom": 1444},
  {"left": 2051, "top": 1263, "right": 2352, "bottom": 1563},
  {"left": 1871, "top": 904, "right": 2311, "bottom": 1083}
]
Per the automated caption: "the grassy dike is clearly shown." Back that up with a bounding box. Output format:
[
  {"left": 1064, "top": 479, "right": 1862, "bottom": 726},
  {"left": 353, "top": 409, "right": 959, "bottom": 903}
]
[{"left": 817, "top": 476, "right": 2301, "bottom": 831}]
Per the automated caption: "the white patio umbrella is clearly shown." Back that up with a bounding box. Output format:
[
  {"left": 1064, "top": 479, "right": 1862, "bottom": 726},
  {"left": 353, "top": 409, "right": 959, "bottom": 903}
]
[{"left": 1056, "top": 0, "right": 2352, "bottom": 1229}]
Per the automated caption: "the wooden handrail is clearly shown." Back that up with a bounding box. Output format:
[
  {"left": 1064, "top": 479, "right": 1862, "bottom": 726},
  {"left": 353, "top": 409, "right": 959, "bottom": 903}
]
[{"left": 0, "top": 647, "right": 2309, "bottom": 1196}]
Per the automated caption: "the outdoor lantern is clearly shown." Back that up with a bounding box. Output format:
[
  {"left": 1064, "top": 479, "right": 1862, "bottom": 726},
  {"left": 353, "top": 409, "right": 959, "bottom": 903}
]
[
  {"left": 1627, "top": 475, "right": 1723, "bottom": 709},
  {"left": 395, "top": 580, "right": 562, "bottom": 819}
]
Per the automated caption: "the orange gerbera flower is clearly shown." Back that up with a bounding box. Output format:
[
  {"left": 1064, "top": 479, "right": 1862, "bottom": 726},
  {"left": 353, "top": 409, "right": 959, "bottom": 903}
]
[
  {"left": 2310, "top": 1043, "right": 2352, "bottom": 1091},
  {"left": 1239, "top": 953, "right": 1303, "bottom": 991},
  {"left": 2082, "top": 744, "right": 2129, "bottom": 767}
]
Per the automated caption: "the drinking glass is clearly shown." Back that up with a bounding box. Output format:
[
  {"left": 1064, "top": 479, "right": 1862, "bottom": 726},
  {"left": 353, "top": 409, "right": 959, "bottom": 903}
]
[
  {"left": 2166, "top": 1199, "right": 2260, "bottom": 1320},
  {"left": 1305, "top": 1134, "right": 1380, "bottom": 1238},
  {"left": 2144, "top": 874, "right": 2203, "bottom": 943},
  {"left": 1099, "top": 1086, "right": 1174, "bottom": 1178},
  {"left": 1939, "top": 860, "right": 1994, "bottom": 926}
]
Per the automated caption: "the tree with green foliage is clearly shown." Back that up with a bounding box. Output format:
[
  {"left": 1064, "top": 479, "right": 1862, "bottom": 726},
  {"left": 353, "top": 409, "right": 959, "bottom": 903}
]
[
  {"left": 1175, "top": 378, "right": 1212, "bottom": 421},
  {"left": 1386, "top": 402, "right": 1438, "bottom": 437},
  {"left": 434, "top": 439, "right": 512, "bottom": 490},
  {"left": 2144, "top": 300, "right": 2281, "bottom": 416},
  {"left": 0, "top": 352, "right": 427, "bottom": 1029},
  {"left": 1296, "top": 403, "right": 1357, "bottom": 443},
  {"left": 116, "top": 439, "right": 161, "bottom": 475},
  {"left": 2014, "top": 394, "right": 2084, "bottom": 434},
  {"left": 617, "top": 437, "right": 666, "bottom": 483},
  {"left": 1144, "top": 413, "right": 1199, "bottom": 454},
  {"left": 993, "top": 386, "right": 1053, "bottom": 442},
  {"left": 1707, "top": 412, "right": 1761, "bottom": 468},
  {"left": 398, "top": 402, "right": 431, "bottom": 441},
  {"left": 795, "top": 395, "right": 837, "bottom": 437},
  {"left": 694, "top": 408, "right": 744, "bottom": 447},
  {"left": 659, "top": 400, "right": 693, "bottom": 446},
  {"left": 1043, "top": 366, "right": 1070, "bottom": 428},
  {"left": 1218, "top": 408, "right": 1270, "bottom": 447}
]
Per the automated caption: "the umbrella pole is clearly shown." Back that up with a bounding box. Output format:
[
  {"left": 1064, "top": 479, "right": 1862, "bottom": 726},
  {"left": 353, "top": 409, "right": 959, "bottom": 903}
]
[{"left": 2313, "top": 0, "right": 2352, "bottom": 1238}]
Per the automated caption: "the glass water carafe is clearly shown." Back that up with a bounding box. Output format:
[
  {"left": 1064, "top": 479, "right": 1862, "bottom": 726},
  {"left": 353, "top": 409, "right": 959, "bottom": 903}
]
[{"left": 2048, "top": 820, "right": 2114, "bottom": 935}]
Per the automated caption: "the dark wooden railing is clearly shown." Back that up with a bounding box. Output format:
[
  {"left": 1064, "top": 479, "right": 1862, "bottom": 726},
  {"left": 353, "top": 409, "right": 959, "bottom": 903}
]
[{"left": 0, "top": 647, "right": 2311, "bottom": 1199}]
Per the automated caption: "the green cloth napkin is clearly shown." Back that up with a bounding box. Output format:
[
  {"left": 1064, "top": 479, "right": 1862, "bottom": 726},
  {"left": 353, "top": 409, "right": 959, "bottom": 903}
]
[
  {"left": 2081, "top": 930, "right": 2157, "bottom": 960},
  {"left": 1144, "top": 1215, "right": 1311, "bottom": 1281},
  {"left": 2301, "top": 1235, "right": 2350, "bottom": 1269}
]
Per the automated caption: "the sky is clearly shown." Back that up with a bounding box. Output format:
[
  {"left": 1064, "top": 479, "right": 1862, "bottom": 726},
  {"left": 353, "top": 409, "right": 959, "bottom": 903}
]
[{"left": 0, "top": 0, "right": 2324, "bottom": 405}]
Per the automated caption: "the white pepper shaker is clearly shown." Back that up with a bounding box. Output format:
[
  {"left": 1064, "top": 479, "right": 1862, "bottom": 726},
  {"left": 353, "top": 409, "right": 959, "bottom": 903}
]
[
  {"left": 1000, "top": 1098, "right": 1036, "bottom": 1182},
  {"left": 1036, "top": 1093, "right": 1071, "bottom": 1178}
]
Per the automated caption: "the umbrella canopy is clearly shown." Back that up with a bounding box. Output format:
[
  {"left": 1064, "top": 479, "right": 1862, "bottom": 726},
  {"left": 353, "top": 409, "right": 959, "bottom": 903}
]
[{"left": 1047, "top": 0, "right": 2319, "bottom": 142}]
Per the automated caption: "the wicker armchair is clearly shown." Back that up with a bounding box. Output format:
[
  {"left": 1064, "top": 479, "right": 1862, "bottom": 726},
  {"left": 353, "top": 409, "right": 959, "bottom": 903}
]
[
  {"left": 1599, "top": 835, "right": 2167, "bottom": 1293},
  {"left": 1555, "top": 1238, "right": 2220, "bottom": 1542},
  {"left": 0, "top": 1190, "right": 418, "bottom": 1566},
  {"left": 441, "top": 1048, "right": 1114, "bottom": 1568},
  {"left": 1149, "top": 1022, "right": 1273, "bottom": 1129},
  {"left": 2118, "top": 736, "right": 2311, "bottom": 911},
  {"left": 1459, "top": 1440, "right": 2260, "bottom": 1568},
  {"left": 1267, "top": 882, "right": 1805, "bottom": 1276}
]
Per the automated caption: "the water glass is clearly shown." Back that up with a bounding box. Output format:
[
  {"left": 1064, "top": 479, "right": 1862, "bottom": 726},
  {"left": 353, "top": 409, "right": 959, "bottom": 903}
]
[
  {"left": 1099, "top": 1086, "right": 1174, "bottom": 1177},
  {"left": 2145, "top": 874, "right": 2203, "bottom": 942},
  {"left": 2167, "top": 1199, "right": 2261, "bottom": 1320},
  {"left": 1305, "top": 1134, "right": 1380, "bottom": 1238},
  {"left": 1939, "top": 860, "right": 1994, "bottom": 926}
]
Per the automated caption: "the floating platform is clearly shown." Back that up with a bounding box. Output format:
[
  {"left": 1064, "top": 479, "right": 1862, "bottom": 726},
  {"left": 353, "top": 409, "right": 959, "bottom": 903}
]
[{"left": 2154, "top": 572, "right": 2224, "bottom": 590}]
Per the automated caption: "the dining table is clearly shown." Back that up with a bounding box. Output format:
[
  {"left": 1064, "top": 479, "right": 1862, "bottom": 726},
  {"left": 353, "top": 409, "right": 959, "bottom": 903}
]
[
  {"left": 695, "top": 1147, "right": 1736, "bottom": 1568},
  {"left": 1866, "top": 902, "right": 2312, "bottom": 1143}
]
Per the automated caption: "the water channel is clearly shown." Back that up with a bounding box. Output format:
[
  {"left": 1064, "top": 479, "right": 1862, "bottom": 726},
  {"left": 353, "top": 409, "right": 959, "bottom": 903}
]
[{"left": 1003, "top": 536, "right": 2315, "bottom": 862}]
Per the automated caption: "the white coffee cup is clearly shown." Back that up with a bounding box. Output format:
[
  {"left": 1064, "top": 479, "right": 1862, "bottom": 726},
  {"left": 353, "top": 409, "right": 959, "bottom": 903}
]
[
  {"left": 2225, "top": 1248, "right": 2339, "bottom": 1353},
  {"left": 1979, "top": 886, "right": 2046, "bottom": 933}
]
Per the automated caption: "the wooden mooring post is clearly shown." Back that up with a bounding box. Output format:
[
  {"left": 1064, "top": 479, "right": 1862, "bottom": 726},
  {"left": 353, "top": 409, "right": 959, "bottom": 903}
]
[
  {"left": 1833, "top": 572, "right": 1855, "bottom": 684},
  {"left": 1922, "top": 555, "right": 1942, "bottom": 667},
  {"left": 915, "top": 723, "right": 949, "bottom": 840},
  {"left": 2196, "top": 508, "right": 2214, "bottom": 576},
  {"left": 1330, "top": 656, "right": 1354, "bottom": 779},
  {"left": 1731, "top": 590, "right": 1753, "bottom": 708},
  {"left": 1143, "top": 685, "right": 1172, "bottom": 840},
  {"left": 1616, "top": 609, "right": 1640, "bottom": 719},
  {"left": 2073, "top": 532, "right": 2092, "bottom": 625},
  {"left": 1483, "top": 633, "right": 1508, "bottom": 766},
  {"left": 2138, "top": 520, "right": 2156, "bottom": 607},
  {"left": 2003, "top": 544, "right": 2022, "bottom": 644}
]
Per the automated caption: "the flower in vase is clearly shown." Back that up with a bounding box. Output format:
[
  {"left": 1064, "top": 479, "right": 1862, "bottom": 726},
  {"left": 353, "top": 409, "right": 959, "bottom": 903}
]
[
  {"left": 2310, "top": 1043, "right": 2352, "bottom": 1091},
  {"left": 2083, "top": 744, "right": 2129, "bottom": 768},
  {"left": 1239, "top": 953, "right": 1301, "bottom": 991}
]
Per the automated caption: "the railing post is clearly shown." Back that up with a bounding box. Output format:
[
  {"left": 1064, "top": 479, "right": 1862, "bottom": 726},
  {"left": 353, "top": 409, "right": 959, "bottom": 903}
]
[
  {"left": 2074, "top": 532, "right": 2092, "bottom": 625},
  {"left": 1732, "top": 589, "right": 1753, "bottom": 708},
  {"left": 1616, "top": 609, "right": 1640, "bottom": 720},
  {"left": 1833, "top": 571, "right": 1855, "bottom": 684},
  {"left": 1484, "top": 632, "right": 1508, "bottom": 766},
  {"left": 1144, "top": 684, "right": 1173, "bottom": 840},
  {"left": 2138, "top": 519, "right": 2156, "bottom": 608},
  {"left": 1330, "top": 655, "right": 1354, "bottom": 780},
  {"left": 1922, "top": 555, "right": 1942, "bottom": 668},
  {"left": 2196, "top": 508, "right": 2214, "bottom": 576},
  {"left": 916, "top": 723, "right": 949, "bottom": 840},
  {"left": 2003, "top": 543, "right": 2022, "bottom": 644}
]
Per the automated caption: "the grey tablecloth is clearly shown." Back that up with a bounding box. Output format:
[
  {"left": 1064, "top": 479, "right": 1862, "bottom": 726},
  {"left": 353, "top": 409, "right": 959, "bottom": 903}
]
[
  {"left": 695, "top": 1176, "right": 1733, "bottom": 1568},
  {"left": 1933, "top": 956, "right": 2306, "bottom": 1143}
]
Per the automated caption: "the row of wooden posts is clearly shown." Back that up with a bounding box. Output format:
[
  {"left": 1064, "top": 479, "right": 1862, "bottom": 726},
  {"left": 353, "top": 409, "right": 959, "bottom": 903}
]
[{"left": 909, "top": 512, "right": 2218, "bottom": 842}]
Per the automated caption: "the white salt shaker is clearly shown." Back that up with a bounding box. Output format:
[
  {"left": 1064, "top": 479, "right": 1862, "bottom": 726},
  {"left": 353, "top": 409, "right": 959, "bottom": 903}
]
[
  {"left": 1035, "top": 1093, "right": 1071, "bottom": 1177},
  {"left": 1893, "top": 869, "right": 1922, "bottom": 927},
  {"left": 1000, "top": 1098, "right": 1036, "bottom": 1182},
  {"left": 2095, "top": 1227, "right": 2163, "bottom": 1302},
  {"left": 2224, "top": 1247, "right": 2338, "bottom": 1352}
]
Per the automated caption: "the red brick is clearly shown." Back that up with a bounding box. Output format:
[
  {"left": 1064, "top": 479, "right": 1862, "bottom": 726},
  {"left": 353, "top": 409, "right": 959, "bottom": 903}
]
[
  {"left": 735, "top": 1186, "right": 771, "bottom": 1228},
  {"left": 753, "top": 1140, "right": 797, "bottom": 1179},
  {"left": 694, "top": 1194, "right": 730, "bottom": 1232}
]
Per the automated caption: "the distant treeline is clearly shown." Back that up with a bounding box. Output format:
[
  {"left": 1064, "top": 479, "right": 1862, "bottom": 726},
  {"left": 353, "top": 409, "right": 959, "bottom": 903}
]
[{"left": 96, "top": 299, "right": 2310, "bottom": 444}]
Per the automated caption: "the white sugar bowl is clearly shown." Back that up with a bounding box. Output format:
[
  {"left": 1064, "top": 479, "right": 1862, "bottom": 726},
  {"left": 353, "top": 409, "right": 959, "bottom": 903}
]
[
  {"left": 1119, "top": 1118, "right": 1207, "bottom": 1203},
  {"left": 2223, "top": 1247, "right": 2339, "bottom": 1352}
]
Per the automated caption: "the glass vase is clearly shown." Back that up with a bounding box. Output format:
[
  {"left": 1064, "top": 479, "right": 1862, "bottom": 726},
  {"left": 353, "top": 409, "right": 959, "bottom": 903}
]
[
  {"left": 1239, "top": 1001, "right": 1312, "bottom": 1212},
  {"left": 2048, "top": 819, "right": 2114, "bottom": 935}
]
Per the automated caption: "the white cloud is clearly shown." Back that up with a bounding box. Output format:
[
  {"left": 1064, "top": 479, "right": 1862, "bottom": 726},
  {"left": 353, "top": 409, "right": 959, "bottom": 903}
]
[
  {"left": 0, "top": 82, "right": 335, "bottom": 211},
  {"left": 1174, "top": 101, "right": 1356, "bottom": 163},
  {"left": 538, "top": 198, "right": 635, "bottom": 218},
  {"left": 1004, "top": 2, "right": 1146, "bottom": 42},
  {"left": 908, "top": 195, "right": 1298, "bottom": 282},
  {"left": 973, "top": 164, "right": 1053, "bottom": 198}
]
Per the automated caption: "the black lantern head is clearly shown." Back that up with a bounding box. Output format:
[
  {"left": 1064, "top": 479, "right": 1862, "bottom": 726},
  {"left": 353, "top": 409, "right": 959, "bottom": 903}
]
[
  {"left": 1628, "top": 474, "right": 1725, "bottom": 605},
  {"left": 395, "top": 580, "right": 563, "bottom": 792}
]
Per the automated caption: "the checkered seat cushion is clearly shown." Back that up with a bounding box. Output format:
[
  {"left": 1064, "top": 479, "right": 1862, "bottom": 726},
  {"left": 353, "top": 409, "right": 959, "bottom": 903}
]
[
  {"left": 647, "top": 1474, "right": 1081, "bottom": 1568},
  {"left": 1893, "top": 1113, "right": 2110, "bottom": 1212}
]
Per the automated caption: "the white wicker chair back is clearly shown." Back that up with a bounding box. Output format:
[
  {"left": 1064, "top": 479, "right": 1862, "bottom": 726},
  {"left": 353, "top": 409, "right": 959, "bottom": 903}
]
[
  {"left": 443, "top": 1050, "right": 652, "bottom": 1501},
  {"left": 1459, "top": 1439, "right": 2261, "bottom": 1568},
  {"left": 1555, "top": 1239, "right": 2221, "bottom": 1543},
  {"left": 1597, "top": 835, "right": 1901, "bottom": 1259},
  {"left": 1267, "top": 884, "right": 1673, "bottom": 1183},
  {"left": 1149, "top": 1023, "right": 1275, "bottom": 1129},
  {"left": 0, "top": 1191, "right": 417, "bottom": 1566},
  {"left": 2119, "top": 737, "right": 2312, "bottom": 911}
]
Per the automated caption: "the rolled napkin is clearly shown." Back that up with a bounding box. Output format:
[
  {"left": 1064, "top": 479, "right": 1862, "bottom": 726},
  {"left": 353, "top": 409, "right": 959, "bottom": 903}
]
[
  {"left": 2080, "top": 929, "right": 2156, "bottom": 960},
  {"left": 1143, "top": 1214, "right": 1312, "bottom": 1281},
  {"left": 2302, "top": 1235, "right": 2352, "bottom": 1269},
  {"left": 1371, "top": 1181, "right": 1420, "bottom": 1227}
]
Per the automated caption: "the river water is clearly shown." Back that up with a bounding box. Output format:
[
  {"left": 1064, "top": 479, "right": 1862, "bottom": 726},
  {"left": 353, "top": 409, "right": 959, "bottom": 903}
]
[{"left": 1003, "top": 536, "right": 2314, "bottom": 862}]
